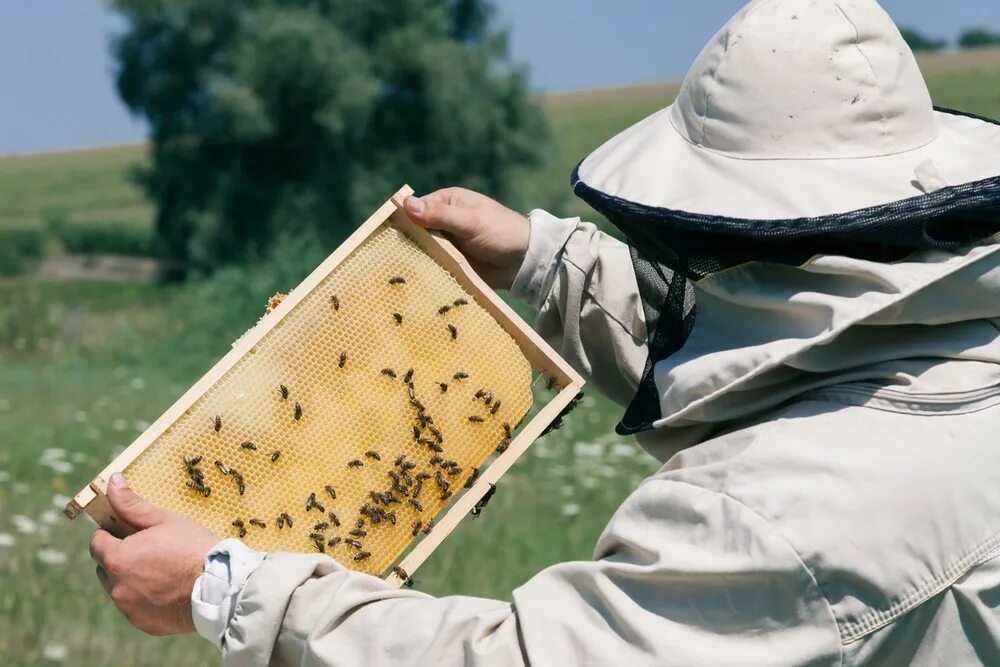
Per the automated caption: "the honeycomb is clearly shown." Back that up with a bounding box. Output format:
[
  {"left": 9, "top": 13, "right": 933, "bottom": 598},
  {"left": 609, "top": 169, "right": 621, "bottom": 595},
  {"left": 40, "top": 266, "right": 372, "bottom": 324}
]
[{"left": 122, "top": 222, "right": 532, "bottom": 576}]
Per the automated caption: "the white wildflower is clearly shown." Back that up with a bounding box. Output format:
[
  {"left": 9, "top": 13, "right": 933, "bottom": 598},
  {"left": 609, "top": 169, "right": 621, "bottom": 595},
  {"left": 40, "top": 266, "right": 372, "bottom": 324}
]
[
  {"left": 13, "top": 482, "right": 30, "bottom": 495},
  {"left": 0, "top": 471, "right": 9, "bottom": 483},
  {"left": 0, "top": 533, "right": 15, "bottom": 547},
  {"left": 36, "top": 548, "right": 68, "bottom": 566},
  {"left": 130, "top": 377, "right": 145, "bottom": 390},
  {"left": 133, "top": 420, "right": 149, "bottom": 432},
  {"left": 113, "top": 366, "right": 129, "bottom": 379},
  {"left": 0, "top": 398, "right": 9, "bottom": 412},
  {"left": 113, "top": 419, "right": 127, "bottom": 432},
  {"left": 42, "top": 643, "right": 68, "bottom": 661},
  {"left": 561, "top": 503, "right": 581, "bottom": 517},
  {"left": 12, "top": 514, "right": 38, "bottom": 534},
  {"left": 573, "top": 442, "right": 604, "bottom": 458},
  {"left": 39, "top": 509, "right": 62, "bottom": 525},
  {"left": 74, "top": 411, "right": 88, "bottom": 423},
  {"left": 52, "top": 493, "right": 71, "bottom": 508},
  {"left": 85, "top": 427, "right": 101, "bottom": 441},
  {"left": 41, "top": 448, "right": 66, "bottom": 462},
  {"left": 610, "top": 443, "right": 637, "bottom": 457},
  {"left": 46, "top": 460, "right": 74, "bottom": 474}
]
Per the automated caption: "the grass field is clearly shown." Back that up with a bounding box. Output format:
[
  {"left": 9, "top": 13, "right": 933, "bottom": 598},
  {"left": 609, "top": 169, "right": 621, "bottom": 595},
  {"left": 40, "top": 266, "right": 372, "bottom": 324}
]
[{"left": 1, "top": 51, "right": 999, "bottom": 666}]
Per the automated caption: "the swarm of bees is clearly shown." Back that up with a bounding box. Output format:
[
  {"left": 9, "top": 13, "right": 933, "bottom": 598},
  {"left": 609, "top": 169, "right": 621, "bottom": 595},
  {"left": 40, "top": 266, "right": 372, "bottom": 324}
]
[{"left": 170, "top": 272, "right": 530, "bottom": 581}]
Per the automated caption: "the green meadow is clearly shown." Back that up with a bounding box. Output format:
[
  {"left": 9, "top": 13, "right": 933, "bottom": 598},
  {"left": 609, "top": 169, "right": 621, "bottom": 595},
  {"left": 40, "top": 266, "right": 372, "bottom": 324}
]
[{"left": 1, "top": 58, "right": 999, "bottom": 665}]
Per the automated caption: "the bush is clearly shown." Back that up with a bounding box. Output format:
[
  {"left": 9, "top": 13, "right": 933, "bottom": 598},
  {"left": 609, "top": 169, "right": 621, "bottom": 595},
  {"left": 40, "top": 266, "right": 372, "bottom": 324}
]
[
  {"left": 900, "top": 27, "right": 947, "bottom": 52},
  {"left": 54, "top": 223, "right": 154, "bottom": 257},
  {"left": 0, "top": 228, "right": 45, "bottom": 276},
  {"left": 958, "top": 28, "right": 1000, "bottom": 49}
]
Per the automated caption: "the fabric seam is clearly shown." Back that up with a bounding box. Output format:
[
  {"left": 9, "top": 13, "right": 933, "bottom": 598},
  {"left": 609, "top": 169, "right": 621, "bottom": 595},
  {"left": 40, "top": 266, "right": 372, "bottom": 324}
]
[
  {"left": 561, "top": 254, "right": 647, "bottom": 344},
  {"left": 834, "top": 2, "right": 889, "bottom": 148}
]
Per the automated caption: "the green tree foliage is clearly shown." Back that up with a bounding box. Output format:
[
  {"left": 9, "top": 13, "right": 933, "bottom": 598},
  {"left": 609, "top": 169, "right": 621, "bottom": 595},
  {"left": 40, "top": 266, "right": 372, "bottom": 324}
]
[
  {"left": 957, "top": 27, "right": 1000, "bottom": 50},
  {"left": 112, "top": 0, "right": 546, "bottom": 278},
  {"left": 899, "top": 27, "right": 947, "bottom": 52}
]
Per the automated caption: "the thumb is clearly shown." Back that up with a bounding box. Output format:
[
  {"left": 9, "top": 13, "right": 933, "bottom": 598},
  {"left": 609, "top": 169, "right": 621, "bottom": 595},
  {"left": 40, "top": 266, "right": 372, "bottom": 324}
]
[
  {"left": 404, "top": 195, "right": 480, "bottom": 240},
  {"left": 106, "top": 472, "right": 168, "bottom": 531}
]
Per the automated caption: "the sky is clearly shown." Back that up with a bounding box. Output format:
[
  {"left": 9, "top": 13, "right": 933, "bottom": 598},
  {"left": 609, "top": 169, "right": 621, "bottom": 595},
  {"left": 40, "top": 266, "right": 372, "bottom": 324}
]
[{"left": 0, "top": 0, "right": 996, "bottom": 155}]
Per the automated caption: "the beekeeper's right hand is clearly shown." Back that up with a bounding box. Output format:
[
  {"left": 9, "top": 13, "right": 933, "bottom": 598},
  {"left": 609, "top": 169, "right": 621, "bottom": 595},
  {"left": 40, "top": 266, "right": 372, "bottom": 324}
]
[{"left": 404, "top": 188, "right": 529, "bottom": 290}]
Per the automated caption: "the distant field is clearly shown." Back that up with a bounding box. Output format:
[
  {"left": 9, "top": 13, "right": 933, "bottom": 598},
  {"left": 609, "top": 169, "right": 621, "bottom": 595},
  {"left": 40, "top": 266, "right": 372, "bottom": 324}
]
[{"left": 4, "top": 48, "right": 997, "bottom": 238}]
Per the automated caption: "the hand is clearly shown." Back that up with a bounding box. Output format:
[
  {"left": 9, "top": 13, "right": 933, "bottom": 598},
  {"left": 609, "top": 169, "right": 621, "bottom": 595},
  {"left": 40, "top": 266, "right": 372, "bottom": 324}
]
[
  {"left": 404, "top": 188, "right": 530, "bottom": 290},
  {"left": 89, "top": 472, "right": 220, "bottom": 636}
]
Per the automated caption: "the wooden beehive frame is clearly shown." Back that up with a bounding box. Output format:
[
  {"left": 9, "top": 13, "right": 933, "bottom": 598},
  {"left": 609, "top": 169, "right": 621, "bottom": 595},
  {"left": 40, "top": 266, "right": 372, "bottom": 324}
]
[{"left": 65, "top": 185, "right": 585, "bottom": 587}]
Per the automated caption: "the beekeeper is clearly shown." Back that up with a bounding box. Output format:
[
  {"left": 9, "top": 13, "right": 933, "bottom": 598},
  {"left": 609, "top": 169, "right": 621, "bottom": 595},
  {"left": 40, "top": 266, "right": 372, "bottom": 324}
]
[{"left": 89, "top": 0, "right": 1000, "bottom": 664}]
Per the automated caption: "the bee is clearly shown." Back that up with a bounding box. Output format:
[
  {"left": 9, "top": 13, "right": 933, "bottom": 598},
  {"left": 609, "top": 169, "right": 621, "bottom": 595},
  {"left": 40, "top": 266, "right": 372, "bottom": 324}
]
[
  {"left": 327, "top": 536, "right": 342, "bottom": 547},
  {"left": 392, "top": 566, "right": 410, "bottom": 583},
  {"left": 381, "top": 368, "right": 397, "bottom": 379},
  {"left": 249, "top": 518, "right": 266, "bottom": 529},
  {"left": 496, "top": 439, "right": 511, "bottom": 453},
  {"left": 349, "top": 529, "right": 367, "bottom": 538},
  {"left": 324, "top": 485, "right": 337, "bottom": 500},
  {"left": 438, "top": 382, "right": 448, "bottom": 393},
  {"left": 329, "top": 512, "right": 341, "bottom": 527},
  {"left": 306, "top": 493, "right": 326, "bottom": 513},
  {"left": 309, "top": 532, "right": 327, "bottom": 542},
  {"left": 411, "top": 520, "right": 423, "bottom": 536},
  {"left": 453, "top": 371, "right": 469, "bottom": 381},
  {"left": 240, "top": 441, "right": 257, "bottom": 451},
  {"left": 434, "top": 471, "right": 449, "bottom": 491},
  {"left": 393, "top": 312, "right": 403, "bottom": 325},
  {"left": 412, "top": 425, "right": 421, "bottom": 441},
  {"left": 183, "top": 455, "right": 203, "bottom": 468},
  {"left": 410, "top": 398, "right": 425, "bottom": 411},
  {"left": 271, "top": 451, "right": 282, "bottom": 463},
  {"left": 388, "top": 276, "right": 406, "bottom": 285},
  {"left": 428, "top": 426, "right": 443, "bottom": 443},
  {"left": 417, "top": 437, "right": 435, "bottom": 447},
  {"left": 354, "top": 551, "right": 372, "bottom": 561},
  {"left": 279, "top": 384, "right": 289, "bottom": 400},
  {"left": 417, "top": 413, "right": 434, "bottom": 428},
  {"left": 474, "top": 389, "right": 487, "bottom": 400},
  {"left": 464, "top": 467, "right": 480, "bottom": 488},
  {"left": 276, "top": 515, "right": 285, "bottom": 529},
  {"left": 407, "top": 382, "right": 416, "bottom": 400},
  {"left": 312, "top": 537, "right": 326, "bottom": 554},
  {"left": 546, "top": 376, "right": 558, "bottom": 391},
  {"left": 345, "top": 538, "right": 363, "bottom": 549},
  {"left": 356, "top": 518, "right": 365, "bottom": 529},
  {"left": 365, "top": 450, "right": 381, "bottom": 461},
  {"left": 490, "top": 401, "right": 502, "bottom": 415},
  {"left": 331, "top": 295, "right": 340, "bottom": 311},
  {"left": 468, "top": 415, "right": 485, "bottom": 423},
  {"left": 348, "top": 459, "right": 364, "bottom": 468},
  {"left": 412, "top": 479, "right": 424, "bottom": 499},
  {"left": 416, "top": 471, "right": 431, "bottom": 480},
  {"left": 447, "top": 467, "right": 463, "bottom": 477},
  {"left": 313, "top": 522, "right": 329, "bottom": 531},
  {"left": 471, "top": 484, "right": 497, "bottom": 517},
  {"left": 232, "top": 519, "right": 247, "bottom": 539},
  {"left": 233, "top": 471, "right": 246, "bottom": 496},
  {"left": 338, "top": 351, "right": 347, "bottom": 368},
  {"left": 403, "top": 368, "right": 414, "bottom": 384},
  {"left": 484, "top": 392, "right": 495, "bottom": 406},
  {"left": 399, "top": 470, "right": 414, "bottom": 486},
  {"left": 280, "top": 512, "right": 294, "bottom": 528},
  {"left": 454, "top": 298, "right": 468, "bottom": 307},
  {"left": 428, "top": 442, "right": 443, "bottom": 453},
  {"left": 441, "top": 460, "right": 457, "bottom": 469},
  {"left": 185, "top": 481, "right": 211, "bottom": 497},
  {"left": 447, "top": 324, "right": 457, "bottom": 340},
  {"left": 294, "top": 401, "right": 303, "bottom": 420},
  {"left": 502, "top": 422, "right": 512, "bottom": 439},
  {"left": 402, "top": 461, "right": 418, "bottom": 471},
  {"left": 385, "top": 492, "right": 402, "bottom": 505},
  {"left": 409, "top": 498, "right": 423, "bottom": 512},
  {"left": 440, "top": 490, "right": 453, "bottom": 500},
  {"left": 386, "top": 512, "right": 397, "bottom": 526},
  {"left": 213, "top": 415, "right": 222, "bottom": 432},
  {"left": 422, "top": 519, "right": 434, "bottom": 535},
  {"left": 394, "top": 454, "right": 407, "bottom": 466},
  {"left": 438, "top": 304, "right": 452, "bottom": 315},
  {"left": 214, "top": 460, "right": 231, "bottom": 475},
  {"left": 429, "top": 455, "right": 443, "bottom": 466}
]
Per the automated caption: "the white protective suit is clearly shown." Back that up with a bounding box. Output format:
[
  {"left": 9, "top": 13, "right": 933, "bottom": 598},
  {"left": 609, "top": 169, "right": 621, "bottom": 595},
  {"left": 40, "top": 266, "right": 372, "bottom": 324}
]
[{"left": 206, "top": 209, "right": 1000, "bottom": 667}]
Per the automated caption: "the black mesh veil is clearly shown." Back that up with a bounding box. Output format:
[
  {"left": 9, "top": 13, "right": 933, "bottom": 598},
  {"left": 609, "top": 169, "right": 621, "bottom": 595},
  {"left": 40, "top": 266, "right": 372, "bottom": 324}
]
[{"left": 571, "top": 107, "right": 1000, "bottom": 435}]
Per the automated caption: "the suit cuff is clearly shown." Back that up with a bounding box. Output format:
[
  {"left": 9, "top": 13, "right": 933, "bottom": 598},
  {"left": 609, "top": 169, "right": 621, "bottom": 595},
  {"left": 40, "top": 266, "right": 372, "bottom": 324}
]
[
  {"left": 510, "top": 210, "right": 578, "bottom": 309},
  {"left": 191, "top": 539, "right": 267, "bottom": 649}
]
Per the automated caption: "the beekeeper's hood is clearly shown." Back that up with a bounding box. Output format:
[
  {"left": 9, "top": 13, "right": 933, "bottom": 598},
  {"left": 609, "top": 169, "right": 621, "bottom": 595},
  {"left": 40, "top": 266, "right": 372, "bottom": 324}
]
[{"left": 571, "top": 0, "right": 1000, "bottom": 438}]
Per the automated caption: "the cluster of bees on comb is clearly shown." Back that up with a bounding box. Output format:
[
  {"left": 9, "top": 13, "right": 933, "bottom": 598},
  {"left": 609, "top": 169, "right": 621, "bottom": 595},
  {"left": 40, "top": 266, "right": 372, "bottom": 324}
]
[{"left": 176, "top": 274, "right": 539, "bottom": 581}]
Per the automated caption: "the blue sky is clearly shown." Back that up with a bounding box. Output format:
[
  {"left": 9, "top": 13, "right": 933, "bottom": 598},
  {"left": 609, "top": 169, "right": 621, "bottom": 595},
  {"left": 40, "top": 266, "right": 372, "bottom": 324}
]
[{"left": 0, "top": 1, "right": 996, "bottom": 155}]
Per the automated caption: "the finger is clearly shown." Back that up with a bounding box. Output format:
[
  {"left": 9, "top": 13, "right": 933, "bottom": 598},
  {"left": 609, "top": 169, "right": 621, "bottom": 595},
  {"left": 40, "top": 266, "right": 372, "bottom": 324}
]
[
  {"left": 89, "top": 528, "right": 121, "bottom": 566},
  {"left": 106, "top": 472, "right": 168, "bottom": 531},
  {"left": 404, "top": 193, "right": 481, "bottom": 240},
  {"left": 95, "top": 564, "right": 113, "bottom": 595}
]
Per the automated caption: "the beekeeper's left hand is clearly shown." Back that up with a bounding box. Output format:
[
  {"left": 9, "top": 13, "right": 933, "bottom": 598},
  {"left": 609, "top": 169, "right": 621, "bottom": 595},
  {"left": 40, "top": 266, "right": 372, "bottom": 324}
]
[{"left": 89, "top": 472, "right": 219, "bottom": 636}]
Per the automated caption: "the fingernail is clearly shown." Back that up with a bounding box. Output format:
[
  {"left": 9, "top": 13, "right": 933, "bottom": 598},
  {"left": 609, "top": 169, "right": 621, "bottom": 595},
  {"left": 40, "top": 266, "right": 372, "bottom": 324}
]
[
  {"left": 110, "top": 472, "right": 127, "bottom": 489},
  {"left": 405, "top": 196, "right": 424, "bottom": 214}
]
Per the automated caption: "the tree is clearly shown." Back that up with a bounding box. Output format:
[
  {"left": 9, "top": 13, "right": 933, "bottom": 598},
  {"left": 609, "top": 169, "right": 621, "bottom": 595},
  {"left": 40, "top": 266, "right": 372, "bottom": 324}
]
[
  {"left": 899, "top": 27, "right": 946, "bottom": 53},
  {"left": 112, "top": 0, "right": 546, "bottom": 278},
  {"left": 957, "top": 27, "right": 1000, "bottom": 49}
]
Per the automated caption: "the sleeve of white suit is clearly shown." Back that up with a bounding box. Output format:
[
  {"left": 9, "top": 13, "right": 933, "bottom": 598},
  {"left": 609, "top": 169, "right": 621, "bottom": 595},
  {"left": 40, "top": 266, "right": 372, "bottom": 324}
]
[
  {"left": 218, "top": 477, "right": 840, "bottom": 667},
  {"left": 510, "top": 209, "right": 648, "bottom": 407}
]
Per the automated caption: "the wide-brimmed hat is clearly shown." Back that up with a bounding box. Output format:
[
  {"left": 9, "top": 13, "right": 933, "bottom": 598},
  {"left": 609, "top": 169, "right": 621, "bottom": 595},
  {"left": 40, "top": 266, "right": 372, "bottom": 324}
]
[
  {"left": 573, "top": 0, "right": 1000, "bottom": 232},
  {"left": 572, "top": 0, "right": 1000, "bottom": 436}
]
